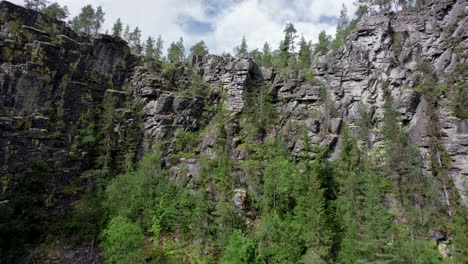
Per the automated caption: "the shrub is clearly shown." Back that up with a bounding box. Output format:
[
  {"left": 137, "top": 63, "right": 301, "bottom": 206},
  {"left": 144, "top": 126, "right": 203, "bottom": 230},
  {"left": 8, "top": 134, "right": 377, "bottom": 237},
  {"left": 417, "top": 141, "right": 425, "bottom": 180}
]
[{"left": 101, "top": 216, "right": 145, "bottom": 264}]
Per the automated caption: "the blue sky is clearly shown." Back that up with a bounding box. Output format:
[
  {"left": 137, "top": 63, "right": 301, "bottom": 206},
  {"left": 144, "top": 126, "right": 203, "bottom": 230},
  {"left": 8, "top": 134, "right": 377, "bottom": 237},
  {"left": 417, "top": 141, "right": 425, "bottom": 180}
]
[{"left": 10, "top": 0, "right": 356, "bottom": 54}]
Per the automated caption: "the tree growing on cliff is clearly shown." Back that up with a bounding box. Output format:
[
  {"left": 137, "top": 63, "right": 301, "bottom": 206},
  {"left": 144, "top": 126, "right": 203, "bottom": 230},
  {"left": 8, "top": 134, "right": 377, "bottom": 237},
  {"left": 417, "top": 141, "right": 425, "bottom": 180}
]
[
  {"left": 93, "top": 6, "right": 105, "bottom": 35},
  {"left": 167, "top": 37, "right": 185, "bottom": 63},
  {"left": 154, "top": 35, "right": 164, "bottom": 61},
  {"left": 145, "top": 36, "right": 155, "bottom": 62},
  {"left": 314, "top": 31, "right": 332, "bottom": 55},
  {"left": 298, "top": 36, "right": 312, "bottom": 69},
  {"left": 112, "top": 18, "right": 123, "bottom": 37},
  {"left": 40, "top": 2, "right": 69, "bottom": 20},
  {"left": 235, "top": 36, "right": 248, "bottom": 58},
  {"left": 71, "top": 5, "right": 105, "bottom": 36},
  {"left": 262, "top": 42, "right": 272, "bottom": 67},
  {"left": 123, "top": 25, "right": 130, "bottom": 42},
  {"left": 24, "top": 0, "right": 49, "bottom": 11},
  {"left": 190, "top": 40, "right": 209, "bottom": 57},
  {"left": 129, "top": 27, "right": 142, "bottom": 54}
]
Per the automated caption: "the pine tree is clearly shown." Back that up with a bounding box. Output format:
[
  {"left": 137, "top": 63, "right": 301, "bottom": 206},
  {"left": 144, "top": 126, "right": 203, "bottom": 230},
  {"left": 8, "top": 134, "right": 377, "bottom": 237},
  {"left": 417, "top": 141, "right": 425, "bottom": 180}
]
[
  {"left": 167, "top": 37, "right": 185, "bottom": 63},
  {"left": 283, "top": 23, "right": 297, "bottom": 53},
  {"left": 71, "top": 5, "right": 95, "bottom": 35},
  {"left": 154, "top": 35, "right": 163, "bottom": 61},
  {"left": 262, "top": 42, "right": 272, "bottom": 67},
  {"left": 298, "top": 36, "right": 312, "bottom": 69},
  {"left": 112, "top": 18, "right": 123, "bottom": 38},
  {"left": 123, "top": 25, "right": 130, "bottom": 42},
  {"left": 93, "top": 6, "right": 105, "bottom": 35},
  {"left": 234, "top": 36, "right": 248, "bottom": 58},
  {"left": 277, "top": 23, "right": 297, "bottom": 68},
  {"left": 332, "top": 4, "right": 350, "bottom": 50},
  {"left": 24, "top": 0, "right": 49, "bottom": 11},
  {"left": 144, "top": 36, "right": 155, "bottom": 62},
  {"left": 128, "top": 27, "right": 142, "bottom": 54},
  {"left": 189, "top": 40, "right": 209, "bottom": 57},
  {"left": 249, "top": 49, "right": 262, "bottom": 64},
  {"left": 41, "top": 2, "right": 69, "bottom": 20},
  {"left": 314, "top": 31, "right": 332, "bottom": 55}
]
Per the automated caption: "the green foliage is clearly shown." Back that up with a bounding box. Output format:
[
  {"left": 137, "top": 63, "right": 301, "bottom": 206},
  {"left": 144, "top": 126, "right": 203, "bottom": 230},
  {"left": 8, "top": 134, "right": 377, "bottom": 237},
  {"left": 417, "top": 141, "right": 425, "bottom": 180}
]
[
  {"left": 112, "top": 18, "right": 123, "bottom": 37},
  {"left": 175, "top": 128, "right": 198, "bottom": 153},
  {"left": 154, "top": 35, "right": 164, "bottom": 62},
  {"left": 262, "top": 42, "right": 272, "bottom": 67},
  {"left": 167, "top": 37, "right": 185, "bottom": 63},
  {"left": 0, "top": 161, "right": 51, "bottom": 262},
  {"left": 235, "top": 36, "right": 248, "bottom": 58},
  {"left": 71, "top": 5, "right": 104, "bottom": 35},
  {"left": 314, "top": 31, "right": 332, "bottom": 55},
  {"left": 242, "top": 85, "right": 276, "bottom": 141},
  {"left": 144, "top": 36, "right": 156, "bottom": 63},
  {"left": 448, "top": 61, "right": 468, "bottom": 119},
  {"left": 128, "top": 27, "right": 142, "bottom": 54},
  {"left": 41, "top": 2, "right": 69, "bottom": 20},
  {"left": 25, "top": 0, "right": 48, "bottom": 11},
  {"left": 298, "top": 36, "right": 312, "bottom": 68},
  {"left": 220, "top": 230, "right": 256, "bottom": 264},
  {"left": 331, "top": 4, "right": 351, "bottom": 50},
  {"left": 451, "top": 207, "right": 468, "bottom": 263},
  {"left": 101, "top": 216, "right": 146, "bottom": 264},
  {"left": 190, "top": 40, "right": 209, "bottom": 57},
  {"left": 304, "top": 68, "right": 315, "bottom": 84},
  {"left": 104, "top": 150, "right": 164, "bottom": 227}
]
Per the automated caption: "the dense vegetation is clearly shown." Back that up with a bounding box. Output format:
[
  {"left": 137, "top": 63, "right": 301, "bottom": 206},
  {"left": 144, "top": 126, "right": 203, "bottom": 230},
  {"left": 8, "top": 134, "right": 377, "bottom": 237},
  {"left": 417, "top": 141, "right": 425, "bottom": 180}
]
[{"left": 0, "top": 0, "right": 466, "bottom": 263}]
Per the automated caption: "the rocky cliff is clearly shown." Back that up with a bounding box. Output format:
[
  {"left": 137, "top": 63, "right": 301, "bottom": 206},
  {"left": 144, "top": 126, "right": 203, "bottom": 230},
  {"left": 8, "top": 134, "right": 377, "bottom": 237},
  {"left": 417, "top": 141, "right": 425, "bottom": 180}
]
[{"left": 0, "top": 0, "right": 467, "bottom": 262}]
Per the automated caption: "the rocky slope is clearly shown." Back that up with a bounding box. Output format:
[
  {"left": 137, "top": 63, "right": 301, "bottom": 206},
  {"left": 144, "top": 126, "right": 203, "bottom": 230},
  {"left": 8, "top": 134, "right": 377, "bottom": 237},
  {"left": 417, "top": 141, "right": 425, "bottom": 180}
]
[{"left": 0, "top": 0, "right": 467, "bottom": 261}]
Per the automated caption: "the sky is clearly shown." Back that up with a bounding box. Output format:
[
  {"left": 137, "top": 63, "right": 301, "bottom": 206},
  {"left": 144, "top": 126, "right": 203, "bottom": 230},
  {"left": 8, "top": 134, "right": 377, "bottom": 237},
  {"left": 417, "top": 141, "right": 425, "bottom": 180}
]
[{"left": 9, "top": 0, "right": 357, "bottom": 54}]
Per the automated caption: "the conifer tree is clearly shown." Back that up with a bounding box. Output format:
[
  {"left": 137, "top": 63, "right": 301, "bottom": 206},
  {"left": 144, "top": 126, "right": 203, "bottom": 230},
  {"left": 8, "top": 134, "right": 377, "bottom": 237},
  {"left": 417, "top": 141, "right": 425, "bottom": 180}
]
[
  {"left": 123, "top": 25, "right": 130, "bottom": 42},
  {"left": 262, "top": 42, "right": 272, "bottom": 67},
  {"left": 41, "top": 2, "right": 69, "bottom": 20},
  {"left": 71, "top": 5, "right": 95, "bottom": 35},
  {"left": 298, "top": 36, "right": 312, "bottom": 69},
  {"left": 235, "top": 36, "right": 248, "bottom": 58},
  {"left": 93, "top": 6, "right": 105, "bottom": 35},
  {"left": 167, "top": 37, "right": 185, "bottom": 63},
  {"left": 144, "top": 36, "right": 155, "bottom": 62},
  {"left": 112, "top": 18, "right": 123, "bottom": 38},
  {"left": 154, "top": 35, "right": 163, "bottom": 61},
  {"left": 189, "top": 40, "right": 209, "bottom": 57},
  {"left": 314, "top": 31, "right": 332, "bottom": 55},
  {"left": 332, "top": 4, "right": 350, "bottom": 50},
  {"left": 128, "top": 27, "right": 142, "bottom": 54},
  {"left": 24, "top": 0, "right": 49, "bottom": 11}
]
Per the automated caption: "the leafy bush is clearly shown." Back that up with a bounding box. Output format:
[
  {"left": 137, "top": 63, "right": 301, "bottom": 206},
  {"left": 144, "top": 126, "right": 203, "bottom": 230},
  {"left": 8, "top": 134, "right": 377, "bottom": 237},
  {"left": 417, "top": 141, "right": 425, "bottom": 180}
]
[
  {"left": 220, "top": 230, "right": 256, "bottom": 264},
  {"left": 101, "top": 216, "right": 145, "bottom": 264}
]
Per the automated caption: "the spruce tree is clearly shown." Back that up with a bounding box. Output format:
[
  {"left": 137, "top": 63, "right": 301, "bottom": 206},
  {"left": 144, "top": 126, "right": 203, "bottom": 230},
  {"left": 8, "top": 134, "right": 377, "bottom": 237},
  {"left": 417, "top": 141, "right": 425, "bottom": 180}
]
[
  {"left": 235, "top": 36, "right": 248, "bottom": 58},
  {"left": 298, "top": 36, "right": 312, "bottom": 69},
  {"left": 154, "top": 35, "right": 163, "bottom": 61},
  {"left": 71, "top": 5, "right": 95, "bottom": 35},
  {"left": 123, "top": 25, "right": 130, "bottom": 42},
  {"left": 128, "top": 27, "right": 142, "bottom": 54},
  {"left": 262, "top": 42, "right": 272, "bottom": 67},
  {"left": 24, "top": 0, "right": 49, "bottom": 11},
  {"left": 144, "top": 37, "right": 155, "bottom": 62},
  {"left": 189, "top": 40, "right": 209, "bottom": 57},
  {"left": 93, "top": 6, "right": 105, "bottom": 35},
  {"left": 167, "top": 37, "right": 185, "bottom": 63},
  {"left": 41, "top": 2, "right": 69, "bottom": 20},
  {"left": 314, "top": 31, "right": 332, "bottom": 55},
  {"left": 112, "top": 18, "right": 123, "bottom": 37}
]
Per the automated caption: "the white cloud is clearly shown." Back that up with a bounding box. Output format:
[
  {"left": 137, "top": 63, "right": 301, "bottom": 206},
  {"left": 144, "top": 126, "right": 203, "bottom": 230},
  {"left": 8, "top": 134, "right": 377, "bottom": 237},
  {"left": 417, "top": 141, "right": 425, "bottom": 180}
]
[{"left": 7, "top": 0, "right": 357, "bottom": 54}]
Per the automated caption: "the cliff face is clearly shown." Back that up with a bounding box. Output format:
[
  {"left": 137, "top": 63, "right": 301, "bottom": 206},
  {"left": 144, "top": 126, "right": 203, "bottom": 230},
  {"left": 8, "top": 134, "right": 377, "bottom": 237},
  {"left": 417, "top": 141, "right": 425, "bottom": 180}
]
[
  {"left": 0, "top": 0, "right": 467, "bottom": 261},
  {"left": 0, "top": 0, "right": 136, "bottom": 202}
]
